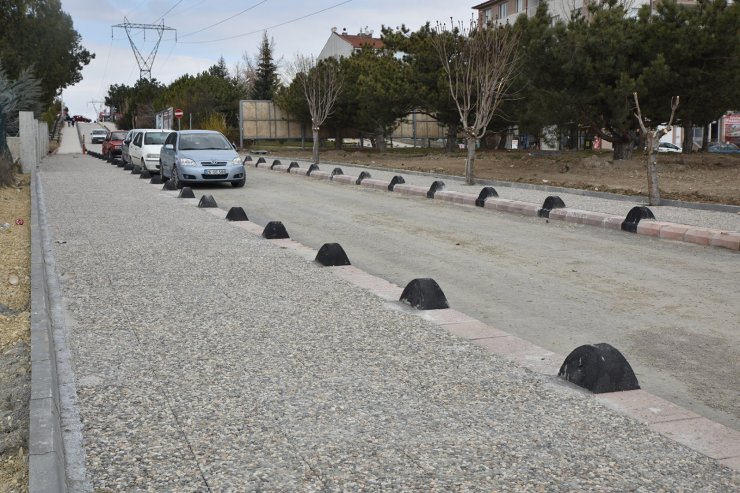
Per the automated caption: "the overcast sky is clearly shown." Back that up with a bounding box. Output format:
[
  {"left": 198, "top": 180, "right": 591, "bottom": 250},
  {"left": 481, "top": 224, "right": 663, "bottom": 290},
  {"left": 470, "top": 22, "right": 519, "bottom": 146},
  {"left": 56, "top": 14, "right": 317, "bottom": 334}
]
[{"left": 60, "top": 0, "right": 475, "bottom": 118}]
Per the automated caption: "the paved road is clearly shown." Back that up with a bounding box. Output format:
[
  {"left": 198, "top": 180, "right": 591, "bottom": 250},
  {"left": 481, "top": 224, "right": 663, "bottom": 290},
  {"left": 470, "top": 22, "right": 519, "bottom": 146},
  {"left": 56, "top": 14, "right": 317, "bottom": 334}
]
[
  {"left": 201, "top": 165, "right": 740, "bottom": 431},
  {"left": 38, "top": 147, "right": 739, "bottom": 490}
]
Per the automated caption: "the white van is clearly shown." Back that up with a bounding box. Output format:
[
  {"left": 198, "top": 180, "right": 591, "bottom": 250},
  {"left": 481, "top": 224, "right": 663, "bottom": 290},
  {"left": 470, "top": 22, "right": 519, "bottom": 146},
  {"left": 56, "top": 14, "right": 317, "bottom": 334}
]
[{"left": 128, "top": 129, "right": 170, "bottom": 172}]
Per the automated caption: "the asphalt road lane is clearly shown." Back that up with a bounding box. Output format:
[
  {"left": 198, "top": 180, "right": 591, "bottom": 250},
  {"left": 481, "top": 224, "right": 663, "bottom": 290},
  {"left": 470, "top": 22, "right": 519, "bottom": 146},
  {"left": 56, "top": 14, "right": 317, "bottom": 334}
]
[{"left": 180, "top": 167, "right": 739, "bottom": 431}]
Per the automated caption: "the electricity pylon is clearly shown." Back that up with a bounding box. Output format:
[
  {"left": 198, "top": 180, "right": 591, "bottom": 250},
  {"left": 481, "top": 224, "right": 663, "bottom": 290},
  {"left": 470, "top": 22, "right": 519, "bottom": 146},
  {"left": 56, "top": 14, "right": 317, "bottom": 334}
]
[{"left": 112, "top": 17, "right": 176, "bottom": 80}]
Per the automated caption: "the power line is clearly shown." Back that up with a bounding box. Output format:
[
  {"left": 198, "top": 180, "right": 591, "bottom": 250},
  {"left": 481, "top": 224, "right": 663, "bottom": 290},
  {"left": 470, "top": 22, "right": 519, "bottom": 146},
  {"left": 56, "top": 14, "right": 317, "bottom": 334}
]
[
  {"left": 177, "top": 0, "right": 354, "bottom": 44},
  {"left": 180, "top": 0, "right": 269, "bottom": 38},
  {"left": 153, "top": 0, "right": 185, "bottom": 24}
]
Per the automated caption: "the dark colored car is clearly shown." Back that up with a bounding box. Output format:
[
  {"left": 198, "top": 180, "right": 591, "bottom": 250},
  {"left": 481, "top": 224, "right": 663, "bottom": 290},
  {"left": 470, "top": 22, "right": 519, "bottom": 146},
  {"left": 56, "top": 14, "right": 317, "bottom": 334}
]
[
  {"left": 707, "top": 143, "right": 740, "bottom": 154},
  {"left": 72, "top": 115, "right": 91, "bottom": 123},
  {"left": 102, "top": 130, "right": 128, "bottom": 162}
]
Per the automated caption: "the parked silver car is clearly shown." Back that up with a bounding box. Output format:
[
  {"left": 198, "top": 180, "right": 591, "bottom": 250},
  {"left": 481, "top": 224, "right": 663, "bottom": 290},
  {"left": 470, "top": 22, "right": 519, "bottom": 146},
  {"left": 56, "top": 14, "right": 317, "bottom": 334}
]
[{"left": 159, "top": 130, "right": 245, "bottom": 188}]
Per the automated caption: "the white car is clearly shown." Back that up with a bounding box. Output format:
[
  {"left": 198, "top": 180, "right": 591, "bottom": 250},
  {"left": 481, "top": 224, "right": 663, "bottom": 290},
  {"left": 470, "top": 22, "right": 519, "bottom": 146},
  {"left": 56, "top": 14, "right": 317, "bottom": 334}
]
[
  {"left": 657, "top": 142, "right": 682, "bottom": 153},
  {"left": 90, "top": 128, "right": 108, "bottom": 144},
  {"left": 128, "top": 129, "right": 170, "bottom": 172}
]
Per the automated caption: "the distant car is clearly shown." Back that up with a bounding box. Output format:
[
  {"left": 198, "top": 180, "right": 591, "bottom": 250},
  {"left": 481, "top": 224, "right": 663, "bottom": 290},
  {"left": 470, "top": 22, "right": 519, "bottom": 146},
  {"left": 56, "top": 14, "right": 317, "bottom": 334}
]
[
  {"left": 707, "top": 143, "right": 740, "bottom": 154},
  {"left": 90, "top": 128, "right": 108, "bottom": 144},
  {"left": 101, "top": 130, "right": 128, "bottom": 162},
  {"left": 128, "top": 129, "right": 170, "bottom": 173},
  {"left": 159, "top": 130, "right": 245, "bottom": 188},
  {"left": 657, "top": 142, "right": 682, "bottom": 153},
  {"left": 72, "top": 115, "right": 91, "bottom": 123}
]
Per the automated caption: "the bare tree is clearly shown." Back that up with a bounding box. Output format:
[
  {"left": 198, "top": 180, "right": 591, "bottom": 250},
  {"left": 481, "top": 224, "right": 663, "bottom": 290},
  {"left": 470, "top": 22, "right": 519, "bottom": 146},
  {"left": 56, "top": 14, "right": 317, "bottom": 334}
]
[
  {"left": 432, "top": 20, "right": 520, "bottom": 184},
  {"left": 633, "top": 92, "right": 679, "bottom": 206},
  {"left": 294, "top": 55, "right": 342, "bottom": 164}
]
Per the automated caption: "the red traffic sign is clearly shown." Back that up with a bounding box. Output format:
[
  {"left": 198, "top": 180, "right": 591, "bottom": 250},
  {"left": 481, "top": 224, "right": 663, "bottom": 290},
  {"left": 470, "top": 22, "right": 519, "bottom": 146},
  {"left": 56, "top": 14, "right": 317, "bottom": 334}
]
[{"left": 174, "top": 108, "right": 184, "bottom": 119}]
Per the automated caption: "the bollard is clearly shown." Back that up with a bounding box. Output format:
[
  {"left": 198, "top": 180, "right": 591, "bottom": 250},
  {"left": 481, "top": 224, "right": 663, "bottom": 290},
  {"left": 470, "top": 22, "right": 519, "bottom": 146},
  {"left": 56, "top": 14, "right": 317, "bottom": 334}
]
[
  {"left": 178, "top": 187, "right": 195, "bottom": 198},
  {"left": 356, "top": 171, "right": 372, "bottom": 185},
  {"left": 307, "top": 164, "right": 320, "bottom": 176},
  {"left": 538, "top": 196, "right": 566, "bottom": 218},
  {"left": 621, "top": 206, "right": 655, "bottom": 233},
  {"left": 150, "top": 175, "right": 163, "bottom": 185},
  {"left": 226, "top": 207, "right": 249, "bottom": 221},
  {"left": 388, "top": 175, "right": 406, "bottom": 191},
  {"left": 476, "top": 187, "right": 499, "bottom": 207},
  {"left": 198, "top": 195, "right": 218, "bottom": 208},
  {"left": 262, "top": 221, "right": 289, "bottom": 239},
  {"left": 558, "top": 343, "right": 640, "bottom": 394},
  {"left": 315, "top": 243, "right": 351, "bottom": 266},
  {"left": 162, "top": 180, "right": 177, "bottom": 191},
  {"left": 427, "top": 181, "right": 446, "bottom": 199},
  {"left": 140, "top": 170, "right": 152, "bottom": 179},
  {"left": 271, "top": 159, "right": 281, "bottom": 169},
  {"left": 400, "top": 278, "right": 449, "bottom": 310},
  {"left": 331, "top": 167, "right": 344, "bottom": 179},
  {"left": 287, "top": 162, "right": 299, "bottom": 172}
]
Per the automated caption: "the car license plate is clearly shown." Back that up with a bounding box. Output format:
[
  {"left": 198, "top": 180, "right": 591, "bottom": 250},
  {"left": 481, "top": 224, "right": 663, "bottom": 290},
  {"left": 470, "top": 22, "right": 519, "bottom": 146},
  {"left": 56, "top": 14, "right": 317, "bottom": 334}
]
[{"left": 204, "top": 169, "right": 226, "bottom": 175}]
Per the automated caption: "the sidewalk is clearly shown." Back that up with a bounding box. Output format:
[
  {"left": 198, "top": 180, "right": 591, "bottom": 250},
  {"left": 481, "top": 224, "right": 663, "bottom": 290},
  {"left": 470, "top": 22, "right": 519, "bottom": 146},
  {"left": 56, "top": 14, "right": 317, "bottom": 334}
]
[{"left": 36, "top": 150, "right": 738, "bottom": 490}]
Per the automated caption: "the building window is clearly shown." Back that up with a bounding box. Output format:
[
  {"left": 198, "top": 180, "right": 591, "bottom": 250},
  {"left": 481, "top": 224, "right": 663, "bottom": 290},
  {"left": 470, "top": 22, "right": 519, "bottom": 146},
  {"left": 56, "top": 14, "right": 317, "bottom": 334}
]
[
  {"left": 516, "top": 0, "right": 523, "bottom": 13},
  {"left": 499, "top": 2, "right": 508, "bottom": 18},
  {"left": 484, "top": 8, "right": 493, "bottom": 25}
]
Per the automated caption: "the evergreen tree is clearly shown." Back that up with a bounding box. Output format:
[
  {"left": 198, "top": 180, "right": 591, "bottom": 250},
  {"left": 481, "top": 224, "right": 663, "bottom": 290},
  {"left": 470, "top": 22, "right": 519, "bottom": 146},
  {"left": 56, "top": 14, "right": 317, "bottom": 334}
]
[{"left": 250, "top": 32, "right": 280, "bottom": 100}]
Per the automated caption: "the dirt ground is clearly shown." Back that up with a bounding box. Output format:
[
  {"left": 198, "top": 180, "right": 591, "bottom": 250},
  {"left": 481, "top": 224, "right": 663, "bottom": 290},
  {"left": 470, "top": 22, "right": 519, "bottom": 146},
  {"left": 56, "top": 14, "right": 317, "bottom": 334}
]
[
  {"left": 0, "top": 174, "right": 30, "bottom": 492},
  {"left": 279, "top": 148, "right": 740, "bottom": 206}
]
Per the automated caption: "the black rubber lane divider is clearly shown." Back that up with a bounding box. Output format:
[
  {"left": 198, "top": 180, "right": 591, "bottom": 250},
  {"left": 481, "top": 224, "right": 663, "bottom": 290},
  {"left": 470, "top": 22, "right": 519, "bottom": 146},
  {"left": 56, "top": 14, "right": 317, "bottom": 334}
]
[
  {"left": 558, "top": 343, "right": 640, "bottom": 394},
  {"left": 256, "top": 157, "right": 266, "bottom": 165},
  {"left": 117, "top": 161, "right": 125, "bottom": 168},
  {"left": 356, "top": 171, "right": 371, "bottom": 185},
  {"left": 307, "top": 164, "right": 320, "bottom": 176},
  {"left": 538, "top": 195, "right": 566, "bottom": 218},
  {"left": 140, "top": 170, "right": 152, "bottom": 179},
  {"left": 288, "top": 162, "right": 299, "bottom": 172},
  {"left": 243, "top": 155, "right": 252, "bottom": 163},
  {"left": 476, "top": 186, "right": 499, "bottom": 207},
  {"left": 262, "top": 221, "right": 290, "bottom": 239},
  {"left": 400, "top": 278, "right": 450, "bottom": 310},
  {"left": 388, "top": 175, "right": 405, "bottom": 191},
  {"left": 123, "top": 162, "right": 133, "bottom": 171},
  {"left": 198, "top": 195, "right": 218, "bottom": 208},
  {"left": 226, "top": 207, "right": 249, "bottom": 221},
  {"left": 331, "top": 168, "right": 344, "bottom": 179},
  {"left": 271, "top": 159, "right": 281, "bottom": 169},
  {"left": 150, "top": 175, "right": 163, "bottom": 185},
  {"left": 178, "top": 187, "right": 195, "bottom": 198},
  {"left": 162, "top": 179, "right": 177, "bottom": 191},
  {"left": 621, "top": 206, "right": 655, "bottom": 232},
  {"left": 427, "top": 181, "right": 446, "bottom": 199},
  {"left": 131, "top": 165, "right": 142, "bottom": 175},
  {"left": 315, "top": 243, "right": 351, "bottom": 266}
]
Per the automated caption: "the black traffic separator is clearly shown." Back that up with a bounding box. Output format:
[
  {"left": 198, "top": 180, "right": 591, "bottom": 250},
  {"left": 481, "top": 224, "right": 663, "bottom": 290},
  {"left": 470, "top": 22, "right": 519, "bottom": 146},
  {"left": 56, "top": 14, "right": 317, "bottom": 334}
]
[
  {"left": 178, "top": 187, "right": 195, "bottom": 198},
  {"left": 140, "top": 170, "right": 152, "bottom": 179},
  {"left": 262, "top": 221, "right": 290, "bottom": 239},
  {"left": 226, "top": 207, "right": 249, "bottom": 221},
  {"left": 150, "top": 174, "right": 163, "bottom": 185},
  {"left": 315, "top": 243, "right": 351, "bottom": 266},
  {"left": 307, "top": 164, "right": 320, "bottom": 176},
  {"left": 558, "top": 343, "right": 640, "bottom": 394},
  {"left": 256, "top": 157, "right": 266, "bottom": 166},
  {"left": 476, "top": 186, "right": 499, "bottom": 207},
  {"left": 400, "top": 278, "right": 450, "bottom": 310},
  {"left": 621, "top": 206, "right": 655, "bottom": 232},
  {"left": 123, "top": 162, "right": 133, "bottom": 171},
  {"left": 243, "top": 155, "right": 252, "bottom": 163},
  {"left": 198, "top": 195, "right": 218, "bottom": 208},
  {"left": 356, "top": 171, "right": 371, "bottom": 185},
  {"left": 288, "top": 162, "right": 299, "bottom": 172},
  {"left": 331, "top": 168, "right": 344, "bottom": 179},
  {"left": 538, "top": 196, "right": 566, "bottom": 218},
  {"left": 131, "top": 165, "right": 142, "bottom": 175},
  {"left": 388, "top": 175, "right": 405, "bottom": 191},
  {"left": 427, "top": 181, "right": 446, "bottom": 199},
  {"left": 271, "top": 159, "right": 282, "bottom": 169},
  {"left": 162, "top": 179, "right": 177, "bottom": 191}
]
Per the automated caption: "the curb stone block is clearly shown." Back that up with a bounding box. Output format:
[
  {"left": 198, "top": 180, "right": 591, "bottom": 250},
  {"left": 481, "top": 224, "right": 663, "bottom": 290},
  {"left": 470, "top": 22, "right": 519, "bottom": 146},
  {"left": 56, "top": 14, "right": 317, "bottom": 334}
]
[
  {"left": 393, "top": 184, "right": 428, "bottom": 197},
  {"left": 683, "top": 228, "right": 715, "bottom": 246},
  {"left": 710, "top": 231, "right": 740, "bottom": 251},
  {"left": 309, "top": 170, "right": 332, "bottom": 180},
  {"left": 660, "top": 224, "right": 690, "bottom": 241},
  {"left": 602, "top": 216, "right": 625, "bottom": 230},
  {"left": 482, "top": 198, "right": 511, "bottom": 211},
  {"left": 361, "top": 178, "right": 391, "bottom": 191},
  {"left": 256, "top": 162, "right": 271, "bottom": 169},
  {"left": 434, "top": 190, "right": 478, "bottom": 206},
  {"left": 289, "top": 166, "right": 307, "bottom": 175},
  {"left": 636, "top": 220, "right": 671, "bottom": 236},
  {"left": 332, "top": 174, "right": 357, "bottom": 185}
]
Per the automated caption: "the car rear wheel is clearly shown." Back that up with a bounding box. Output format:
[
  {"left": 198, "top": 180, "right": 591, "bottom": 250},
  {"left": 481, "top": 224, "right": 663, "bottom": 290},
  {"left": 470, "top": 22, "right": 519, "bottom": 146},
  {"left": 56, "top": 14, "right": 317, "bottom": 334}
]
[{"left": 232, "top": 179, "right": 245, "bottom": 188}]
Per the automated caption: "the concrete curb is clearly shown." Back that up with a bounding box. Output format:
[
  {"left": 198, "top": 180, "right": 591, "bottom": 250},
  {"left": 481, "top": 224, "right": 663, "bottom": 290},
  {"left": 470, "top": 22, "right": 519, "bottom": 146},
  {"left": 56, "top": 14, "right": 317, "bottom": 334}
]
[
  {"left": 159, "top": 184, "right": 740, "bottom": 472},
  {"left": 30, "top": 169, "right": 90, "bottom": 492},
  {"left": 250, "top": 160, "right": 739, "bottom": 252}
]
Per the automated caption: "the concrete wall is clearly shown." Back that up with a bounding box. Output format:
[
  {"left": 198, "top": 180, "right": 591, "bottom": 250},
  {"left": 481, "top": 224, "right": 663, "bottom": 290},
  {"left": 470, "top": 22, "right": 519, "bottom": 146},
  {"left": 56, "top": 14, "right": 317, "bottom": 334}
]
[
  {"left": 7, "top": 136, "right": 21, "bottom": 162},
  {"left": 240, "top": 100, "right": 305, "bottom": 140},
  {"left": 17, "top": 111, "right": 49, "bottom": 173}
]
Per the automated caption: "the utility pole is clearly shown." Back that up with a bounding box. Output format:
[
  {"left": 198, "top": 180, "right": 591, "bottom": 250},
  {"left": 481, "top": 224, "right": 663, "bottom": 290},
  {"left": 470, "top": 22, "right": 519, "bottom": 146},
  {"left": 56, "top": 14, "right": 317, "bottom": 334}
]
[
  {"left": 88, "top": 100, "right": 105, "bottom": 121},
  {"left": 112, "top": 17, "right": 176, "bottom": 80}
]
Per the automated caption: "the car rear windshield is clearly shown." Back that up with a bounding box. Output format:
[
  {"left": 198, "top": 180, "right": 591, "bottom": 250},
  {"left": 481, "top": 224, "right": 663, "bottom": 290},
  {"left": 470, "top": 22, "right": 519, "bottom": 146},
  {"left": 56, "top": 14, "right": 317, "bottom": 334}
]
[
  {"left": 178, "top": 133, "right": 231, "bottom": 150},
  {"left": 92, "top": 130, "right": 107, "bottom": 135},
  {"left": 110, "top": 131, "right": 127, "bottom": 140},
  {"left": 144, "top": 132, "right": 169, "bottom": 145}
]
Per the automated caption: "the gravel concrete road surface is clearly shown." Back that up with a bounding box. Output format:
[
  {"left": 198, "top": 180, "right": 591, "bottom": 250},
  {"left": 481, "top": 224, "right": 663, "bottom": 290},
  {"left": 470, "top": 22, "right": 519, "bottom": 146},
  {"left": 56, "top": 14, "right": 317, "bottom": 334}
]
[
  {"left": 207, "top": 161, "right": 740, "bottom": 433},
  {"left": 38, "top": 152, "right": 738, "bottom": 491}
]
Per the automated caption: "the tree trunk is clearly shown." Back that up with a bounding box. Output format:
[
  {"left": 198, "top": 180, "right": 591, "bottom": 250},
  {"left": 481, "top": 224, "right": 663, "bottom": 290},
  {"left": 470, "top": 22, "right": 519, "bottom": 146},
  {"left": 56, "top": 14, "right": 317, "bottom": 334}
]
[
  {"left": 681, "top": 119, "right": 693, "bottom": 153},
  {"left": 645, "top": 133, "right": 660, "bottom": 206},
  {"left": 375, "top": 130, "right": 386, "bottom": 152},
  {"left": 612, "top": 141, "right": 634, "bottom": 160},
  {"left": 312, "top": 127, "right": 320, "bottom": 164},
  {"left": 465, "top": 135, "right": 476, "bottom": 185},
  {"left": 445, "top": 123, "right": 458, "bottom": 153},
  {"left": 702, "top": 127, "right": 709, "bottom": 151}
]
